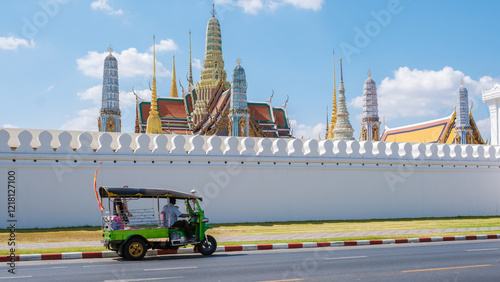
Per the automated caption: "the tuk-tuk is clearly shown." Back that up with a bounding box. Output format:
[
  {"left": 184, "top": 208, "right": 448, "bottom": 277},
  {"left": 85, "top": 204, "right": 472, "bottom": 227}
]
[{"left": 98, "top": 186, "right": 217, "bottom": 260}]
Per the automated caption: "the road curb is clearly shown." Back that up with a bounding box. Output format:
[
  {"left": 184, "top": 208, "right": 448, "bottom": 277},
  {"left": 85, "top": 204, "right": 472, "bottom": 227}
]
[{"left": 2, "top": 234, "right": 499, "bottom": 262}]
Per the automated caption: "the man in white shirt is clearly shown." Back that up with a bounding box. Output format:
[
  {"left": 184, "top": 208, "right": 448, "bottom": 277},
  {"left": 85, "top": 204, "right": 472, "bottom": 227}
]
[{"left": 161, "top": 198, "right": 194, "bottom": 240}]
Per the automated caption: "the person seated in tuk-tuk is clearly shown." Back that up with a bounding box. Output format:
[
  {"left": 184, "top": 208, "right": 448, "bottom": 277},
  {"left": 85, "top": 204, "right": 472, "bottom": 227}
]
[
  {"left": 113, "top": 197, "right": 132, "bottom": 228},
  {"left": 162, "top": 198, "right": 195, "bottom": 240}
]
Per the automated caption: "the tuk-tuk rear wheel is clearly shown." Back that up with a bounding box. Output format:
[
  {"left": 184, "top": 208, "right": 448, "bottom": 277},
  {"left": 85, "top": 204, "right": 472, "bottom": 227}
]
[{"left": 123, "top": 238, "right": 147, "bottom": 260}]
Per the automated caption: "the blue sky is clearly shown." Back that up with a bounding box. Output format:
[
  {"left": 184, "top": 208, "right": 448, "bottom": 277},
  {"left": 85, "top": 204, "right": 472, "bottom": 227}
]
[{"left": 1, "top": 0, "right": 499, "bottom": 141}]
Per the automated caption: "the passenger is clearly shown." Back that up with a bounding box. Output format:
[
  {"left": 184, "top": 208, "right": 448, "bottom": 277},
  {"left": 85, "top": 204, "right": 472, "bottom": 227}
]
[
  {"left": 162, "top": 198, "right": 195, "bottom": 240},
  {"left": 113, "top": 192, "right": 132, "bottom": 228}
]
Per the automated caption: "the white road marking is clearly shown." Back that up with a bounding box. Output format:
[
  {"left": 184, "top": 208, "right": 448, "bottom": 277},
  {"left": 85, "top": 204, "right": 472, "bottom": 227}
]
[
  {"left": 325, "top": 256, "right": 368, "bottom": 260},
  {"left": 104, "top": 277, "right": 183, "bottom": 282},
  {"left": 144, "top": 266, "right": 198, "bottom": 271},
  {"left": 466, "top": 248, "right": 498, "bottom": 252},
  {"left": 83, "top": 264, "right": 112, "bottom": 268},
  {"left": 0, "top": 276, "right": 33, "bottom": 279},
  {"left": 19, "top": 266, "right": 68, "bottom": 271}
]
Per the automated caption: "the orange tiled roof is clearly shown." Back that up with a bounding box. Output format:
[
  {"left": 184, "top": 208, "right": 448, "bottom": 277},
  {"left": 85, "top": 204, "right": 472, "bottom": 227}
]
[
  {"left": 158, "top": 98, "right": 186, "bottom": 119},
  {"left": 249, "top": 103, "right": 272, "bottom": 121}
]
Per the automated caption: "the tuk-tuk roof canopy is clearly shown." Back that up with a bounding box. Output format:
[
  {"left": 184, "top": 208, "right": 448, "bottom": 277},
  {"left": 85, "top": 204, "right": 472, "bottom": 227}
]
[{"left": 99, "top": 186, "right": 202, "bottom": 200}]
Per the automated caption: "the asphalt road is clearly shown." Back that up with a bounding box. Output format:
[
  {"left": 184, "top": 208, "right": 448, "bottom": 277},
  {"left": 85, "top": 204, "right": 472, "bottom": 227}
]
[{"left": 2, "top": 240, "right": 499, "bottom": 281}]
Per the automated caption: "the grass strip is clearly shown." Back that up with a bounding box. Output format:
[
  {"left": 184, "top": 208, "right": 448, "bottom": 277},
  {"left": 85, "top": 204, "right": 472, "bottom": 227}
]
[
  {"left": 1, "top": 230, "right": 498, "bottom": 256},
  {"left": 1, "top": 216, "right": 498, "bottom": 244}
]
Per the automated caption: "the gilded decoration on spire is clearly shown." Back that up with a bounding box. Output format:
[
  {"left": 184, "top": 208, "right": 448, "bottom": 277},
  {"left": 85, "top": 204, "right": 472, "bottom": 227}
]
[
  {"left": 327, "top": 49, "right": 337, "bottom": 139},
  {"left": 332, "top": 58, "right": 354, "bottom": 140},
  {"left": 146, "top": 35, "right": 163, "bottom": 134},
  {"left": 170, "top": 55, "right": 179, "bottom": 98}
]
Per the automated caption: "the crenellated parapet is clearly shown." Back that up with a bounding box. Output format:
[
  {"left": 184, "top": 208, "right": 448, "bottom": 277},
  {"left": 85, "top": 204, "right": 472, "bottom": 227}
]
[{"left": 1, "top": 129, "right": 499, "bottom": 165}]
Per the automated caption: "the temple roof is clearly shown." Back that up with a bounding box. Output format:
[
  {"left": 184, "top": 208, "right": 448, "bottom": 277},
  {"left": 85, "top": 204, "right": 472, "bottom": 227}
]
[
  {"left": 381, "top": 112, "right": 455, "bottom": 143},
  {"left": 248, "top": 102, "right": 273, "bottom": 122}
]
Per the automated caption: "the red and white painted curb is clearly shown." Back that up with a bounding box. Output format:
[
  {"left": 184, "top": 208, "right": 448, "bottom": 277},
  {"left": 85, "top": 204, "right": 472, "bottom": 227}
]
[{"left": 2, "top": 234, "right": 499, "bottom": 262}]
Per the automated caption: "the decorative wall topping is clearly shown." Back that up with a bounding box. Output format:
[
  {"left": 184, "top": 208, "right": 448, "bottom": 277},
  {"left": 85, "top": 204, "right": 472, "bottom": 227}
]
[
  {"left": 37, "top": 131, "right": 53, "bottom": 153},
  {"left": 1, "top": 129, "right": 499, "bottom": 163},
  {"left": 0, "top": 130, "right": 11, "bottom": 152}
]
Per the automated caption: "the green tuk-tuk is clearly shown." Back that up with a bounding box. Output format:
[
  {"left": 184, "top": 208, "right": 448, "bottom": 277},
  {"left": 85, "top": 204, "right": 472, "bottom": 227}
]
[{"left": 98, "top": 186, "right": 217, "bottom": 260}]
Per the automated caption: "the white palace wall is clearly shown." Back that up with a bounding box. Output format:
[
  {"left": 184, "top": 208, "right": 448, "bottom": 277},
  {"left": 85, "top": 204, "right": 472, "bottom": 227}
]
[{"left": 1, "top": 128, "right": 499, "bottom": 228}]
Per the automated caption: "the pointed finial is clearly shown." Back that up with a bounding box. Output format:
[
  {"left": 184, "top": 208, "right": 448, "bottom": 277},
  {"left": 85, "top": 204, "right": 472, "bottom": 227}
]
[
  {"left": 340, "top": 58, "right": 343, "bottom": 81},
  {"left": 153, "top": 35, "right": 156, "bottom": 77},
  {"left": 368, "top": 69, "right": 371, "bottom": 78},
  {"left": 211, "top": 2, "right": 217, "bottom": 17},
  {"left": 237, "top": 57, "right": 241, "bottom": 66},
  {"left": 188, "top": 29, "right": 193, "bottom": 85},
  {"left": 107, "top": 44, "right": 113, "bottom": 55},
  {"left": 460, "top": 78, "right": 464, "bottom": 86}
]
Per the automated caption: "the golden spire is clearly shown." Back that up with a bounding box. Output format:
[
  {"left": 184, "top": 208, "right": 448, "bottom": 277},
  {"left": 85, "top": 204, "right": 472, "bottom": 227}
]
[
  {"left": 460, "top": 78, "right": 464, "bottom": 86},
  {"left": 189, "top": 29, "right": 193, "bottom": 85},
  {"left": 170, "top": 55, "right": 179, "bottom": 98},
  {"left": 327, "top": 49, "right": 337, "bottom": 139},
  {"left": 368, "top": 69, "right": 371, "bottom": 78},
  {"left": 107, "top": 44, "right": 113, "bottom": 55},
  {"left": 146, "top": 35, "right": 163, "bottom": 134}
]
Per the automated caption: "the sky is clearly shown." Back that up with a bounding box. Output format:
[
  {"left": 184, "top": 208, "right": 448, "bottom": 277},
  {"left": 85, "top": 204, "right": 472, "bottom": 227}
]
[{"left": 1, "top": 0, "right": 500, "bottom": 141}]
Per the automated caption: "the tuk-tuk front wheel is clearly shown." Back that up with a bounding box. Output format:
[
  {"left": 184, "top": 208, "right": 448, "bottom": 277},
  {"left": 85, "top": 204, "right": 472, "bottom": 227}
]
[
  {"left": 123, "top": 238, "right": 147, "bottom": 260},
  {"left": 197, "top": 235, "right": 217, "bottom": 256}
]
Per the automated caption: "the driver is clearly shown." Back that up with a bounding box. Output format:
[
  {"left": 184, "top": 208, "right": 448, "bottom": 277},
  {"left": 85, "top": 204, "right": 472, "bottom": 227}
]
[{"left": 162, "top": 198, "right": 196, "bottom": 240}]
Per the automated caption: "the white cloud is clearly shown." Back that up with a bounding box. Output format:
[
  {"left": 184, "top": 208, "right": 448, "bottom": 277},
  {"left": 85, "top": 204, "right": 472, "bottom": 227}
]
[
  {"left": 476, "top": 117, "right": 491, "bottom": 143},
  {"left": 60, "top": 84, "right": 149, "bottom": 131},
  {"left": 283, "top": 0, "right": 323, "bottom": 11},
  {"left": 238, "top": 0, "right": 264, "bottom": 14},
  {"left": 77, "top": 84, "right": 146, "bottom": 107},
  {"left": 121, "top": 89, "right": 149, "bottom": 106},
  {"left": 290, "top": 120, "right": 326, "bottom": 139},
  {"left": 193, "top": 58, "right": 202, "bottom": 70},
  {"left": 45, "top": 85, "right": 55, "bottom": 93},
  {"left": 90, "top": 0, "right": 123, "bottom": 15},
  {"left": 0, "top": 36, "right": 35, "bottom": 51},
  {"left": 216, "top": 0, "right": 323, "bottom": 14},
  {"left": 215, "top": 0, "right": 233, "bottom": 4},
  {"left": 77, "top": 48, "right": 170, "bottom": 78},
  {"left": 60, "top": 107, "right": 100, "bottom": 131},
  {"left": 2, "top": 124, "right": 18, "bottom": 128},
  {"left": 149, "top": 38, "right": 178, "bottom": 53},
  {"left": 77, "top": 85, "right": 102, "bottom": 104},
  {"left": 349, "top": 66, "right": 500, "bottom": 122}
]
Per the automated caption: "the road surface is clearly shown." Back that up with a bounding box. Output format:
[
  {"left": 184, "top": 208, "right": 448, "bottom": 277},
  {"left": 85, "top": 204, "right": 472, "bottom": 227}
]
[{"left": 1, "top": 240, "right": 499, "bottom": 281}]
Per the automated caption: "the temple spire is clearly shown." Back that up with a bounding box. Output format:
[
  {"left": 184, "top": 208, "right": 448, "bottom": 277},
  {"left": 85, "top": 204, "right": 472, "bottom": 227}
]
[
  {"left": 146, "top": 35, "right": 163, "bottom": 134},
  {"left": 332, "top": 58, "right": 354, "bottom": 140},
  {"left": 170, "top": 55, "right": 178, "bottom": 98},
  {"left": 99, "top": 44, "right": 121, "bottom": 132},
  {"left": 454, "top": 81, "right": 472, "bottom": 144},
  {"left": 360, "top": 69, "right": 381, "bottom": 141},
  {"left": 327, "top": 49, "right": 337, "bottom": 139}
]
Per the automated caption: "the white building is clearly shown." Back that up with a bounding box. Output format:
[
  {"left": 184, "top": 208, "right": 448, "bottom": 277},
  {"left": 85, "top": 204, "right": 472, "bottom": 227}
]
[{"left": 482, "top": 84, "right": 500, "bottom": 145}]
